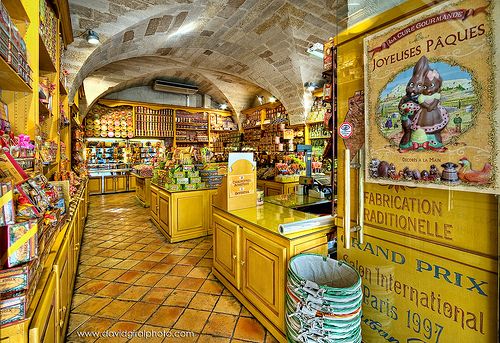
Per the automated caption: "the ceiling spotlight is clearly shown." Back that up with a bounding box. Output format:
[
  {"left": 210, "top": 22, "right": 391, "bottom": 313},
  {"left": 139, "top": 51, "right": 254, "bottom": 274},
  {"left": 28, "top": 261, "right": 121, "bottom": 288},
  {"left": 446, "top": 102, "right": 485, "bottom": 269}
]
[
  {"left": 86, "top": 30, "right": 100, "bottom": 45},
  {"left": 306, "top": 42, "right": 324, "bottom": 59},
  {"left": 219, "top": 103, "right": 228, "bottom": 110},
  {"left": 304, "top": 82, "right": 316, "bottom": 92},
  {"left": 269, "top": 96, "right": 277, "bottom": 103}
]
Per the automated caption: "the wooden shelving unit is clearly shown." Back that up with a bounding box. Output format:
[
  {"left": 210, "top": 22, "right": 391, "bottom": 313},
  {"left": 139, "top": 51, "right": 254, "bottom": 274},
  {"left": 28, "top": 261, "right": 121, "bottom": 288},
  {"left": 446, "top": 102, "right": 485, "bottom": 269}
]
[
  {"left": 38, "top": 34, "right": 57, "bottom": 73},
  {"left": 0, "top": 58, "right": 33, "bottom": 92}
]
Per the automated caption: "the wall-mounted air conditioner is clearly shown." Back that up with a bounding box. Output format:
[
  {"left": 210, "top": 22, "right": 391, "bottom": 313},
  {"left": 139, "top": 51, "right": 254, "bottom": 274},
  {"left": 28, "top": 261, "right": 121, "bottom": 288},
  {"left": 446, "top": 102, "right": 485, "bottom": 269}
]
[{"left": 152, "top": 80, "right": 199, "bottom": 95}]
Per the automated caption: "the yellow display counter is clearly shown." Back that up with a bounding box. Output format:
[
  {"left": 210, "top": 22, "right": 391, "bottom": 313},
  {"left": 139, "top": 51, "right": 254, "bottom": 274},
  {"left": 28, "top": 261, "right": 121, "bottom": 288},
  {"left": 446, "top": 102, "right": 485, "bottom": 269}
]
[
  {"left": 1, "top": 182, "right": 89, "bottom": 343},
  {"left": 212, "top": 200, "right": 335, "bottom": 342},
  {"left": 150, "top": 183, "right": 217, "bottom": 243},
  {"left": 257, "top": 179, "right": 297, "bottom": 196},
  {"left": 130, "top": 173, "right": 151, "bottom": 207}
]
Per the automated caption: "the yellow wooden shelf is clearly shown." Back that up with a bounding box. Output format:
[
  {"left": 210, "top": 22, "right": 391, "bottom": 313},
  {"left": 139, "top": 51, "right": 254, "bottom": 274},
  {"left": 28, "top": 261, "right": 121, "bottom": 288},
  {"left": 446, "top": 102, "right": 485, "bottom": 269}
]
[
  {"left": 306, "top": 120, "right": 324, "bottom": 124},
  {"left": 176, "top": 127, "right": 207, "bottom": 131},
  {"left": 39, "top": 34, "right": 56, "bottom": 73},
  {"left": 39, "top": 101, "right": 50, "bottom": 119},
  {"left": 59, "top": 79, "right": 68, "bottom": 95},
  {"left": 176, "top": 141, "right": 208, "bottom": 144},
  {"left": 0, "top": 57, "right": 32, "bottom": 92},
  {"left": 3, "top": 0, "right": 30, "bottom": 22}
]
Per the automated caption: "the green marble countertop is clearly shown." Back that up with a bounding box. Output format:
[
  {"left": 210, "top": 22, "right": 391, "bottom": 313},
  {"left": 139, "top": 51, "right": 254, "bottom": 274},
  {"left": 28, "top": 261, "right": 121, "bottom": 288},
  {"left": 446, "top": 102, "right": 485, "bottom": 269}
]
[{"left": 264, "top": 193, "right": 330, "bottom": 209}]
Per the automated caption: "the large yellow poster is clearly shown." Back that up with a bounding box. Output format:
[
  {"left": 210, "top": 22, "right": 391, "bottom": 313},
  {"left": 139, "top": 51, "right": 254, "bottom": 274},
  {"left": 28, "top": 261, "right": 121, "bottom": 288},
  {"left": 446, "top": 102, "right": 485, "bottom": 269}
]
[{"left": 364, "top": 0, "right": 499, "bottom": 194}]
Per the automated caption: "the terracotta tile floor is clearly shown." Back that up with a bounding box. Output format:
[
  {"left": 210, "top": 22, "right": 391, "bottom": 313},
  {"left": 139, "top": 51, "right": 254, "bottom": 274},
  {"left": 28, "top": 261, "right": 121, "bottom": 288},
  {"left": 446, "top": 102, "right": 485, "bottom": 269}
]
[{"left": 67, "top": 193, "right": 278, "bottom": 343}]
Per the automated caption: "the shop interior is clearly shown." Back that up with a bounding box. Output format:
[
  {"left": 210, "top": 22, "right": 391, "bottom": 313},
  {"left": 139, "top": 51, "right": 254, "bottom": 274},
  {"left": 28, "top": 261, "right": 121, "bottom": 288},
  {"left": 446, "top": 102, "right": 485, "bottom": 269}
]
[{"left": 0, "top": 0, "right": 498, "bottom": 342}]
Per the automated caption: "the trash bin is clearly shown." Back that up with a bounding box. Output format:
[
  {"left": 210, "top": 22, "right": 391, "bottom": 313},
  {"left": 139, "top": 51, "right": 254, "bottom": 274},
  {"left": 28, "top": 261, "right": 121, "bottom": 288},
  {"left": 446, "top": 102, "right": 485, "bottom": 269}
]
[{"left": 286, "top": 254, "right": 362, "bottom": 343}]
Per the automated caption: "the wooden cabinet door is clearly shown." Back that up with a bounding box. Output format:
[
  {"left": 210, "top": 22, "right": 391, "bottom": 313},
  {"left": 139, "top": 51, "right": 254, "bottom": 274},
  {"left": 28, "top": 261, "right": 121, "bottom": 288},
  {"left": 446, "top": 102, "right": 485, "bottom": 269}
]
[
  {"left": 241, "top": 228, "right": 286, "bottom": 330},
  {"left": 29, "top": 271, "right": 58, "bottom": 343},
  {"left": 172, "top": 192, "right": 206, "bottom": 235},
  {"left": 115, "top": 175, "right": 127, "bottom": 192},
  {"left": 67, "top": 223, "right": 76, "bottom": 289},
  {"left": 88, "top": 177, "right": 102, "bottom": 195},
  {"left": 136, "top": 177, "right": 145, "bottom": 201},
  {"left": 284, "top": 183, "right": 297, "bottom": 195},
  {"left": 265, "top": 184, "right": 282, "bottom": 197},
  {"left": 104, "top": 176, "right": 115, "bottom": 193},
  {"left": 158, "top": 193, "right": 170, "bottom": 235},
  {"left": 213, "top": 213, "right": 240, "bottom": 288},
  {"left": 129, "top": 175, "right": 137, "bottom": 190},
  {"left": 54, "top": 239, "right": 69, "bottom": 339},
  {"left": 151, "top": 188, "right": 159, "bottom": 222}
]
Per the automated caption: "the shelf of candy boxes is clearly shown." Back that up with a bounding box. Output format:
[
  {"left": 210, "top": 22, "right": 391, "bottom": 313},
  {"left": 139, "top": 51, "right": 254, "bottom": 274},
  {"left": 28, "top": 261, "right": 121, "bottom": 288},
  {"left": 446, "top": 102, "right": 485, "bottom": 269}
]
[
  {"left": 309, "top": 122, "right": 331, "bottom": 139},
  {"left": 241, "top": 111, "right": 261, "bottom": 129},
  {"left": 0, "top": 174, "right": 68, "bottom": 327},
  {"left": 153, "top": 164, "right": 206, "bottom": 191},
  {"left": 209, "top": 113, "right": 238, "bottom": 131},
  {"left": 0, "top": 2, "right": 32, "bottom": 86},
  {"left": 175, "top": 111, "right": 208, "bottom": 130},
  {"left": 259, "top": 125, "right": 299, "bottom": 153},
  {"left": 132, "top": 164, "right": 154, "bottom": 177},
  {"left": 0, "top": 133, "right": 36, "bottom": 170},
  {"left": 175, "top": 130, "right": 209, "bottom": 143},
  {"left": 263, "top": 105, "right": 288, "bottom": 125},
  {"left": 39, "top": 0, "right": 58, "bottom": 65}
]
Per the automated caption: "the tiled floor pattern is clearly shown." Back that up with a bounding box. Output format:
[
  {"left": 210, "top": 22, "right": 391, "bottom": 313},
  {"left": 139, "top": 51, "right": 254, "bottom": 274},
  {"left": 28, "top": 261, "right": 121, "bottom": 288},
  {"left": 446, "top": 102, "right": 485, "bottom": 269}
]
[{"left": 67, "top": 193, "right": 278, "bottom": 343}]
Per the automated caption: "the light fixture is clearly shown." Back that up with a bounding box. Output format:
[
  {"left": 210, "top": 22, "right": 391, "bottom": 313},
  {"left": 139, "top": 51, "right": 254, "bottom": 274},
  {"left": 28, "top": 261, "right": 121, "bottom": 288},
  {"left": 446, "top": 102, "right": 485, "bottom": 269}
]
[
  {"left": 219, "top": 103, "right": 228, "bottom": 110},
  {"left": 304, "top": 82, "right": 316, "bottom": 92},
  {"left": 269, "top": 96, "right": 276, "bottom": 103},
  {"left": 86, "top": 30, "right": 100, "bottom": 45},
  {"left": 306, "top": 42, "right": 324, "bottom": 59},
  {"left": 257, "top": 95, "right": 264, "bottom": 105}
]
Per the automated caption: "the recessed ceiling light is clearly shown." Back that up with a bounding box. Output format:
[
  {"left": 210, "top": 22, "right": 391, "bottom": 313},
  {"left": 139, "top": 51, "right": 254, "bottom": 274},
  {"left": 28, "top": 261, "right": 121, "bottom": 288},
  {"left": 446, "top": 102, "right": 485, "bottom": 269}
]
[{"left": 219, "top": 103, "right": 228, "bottom": 110}]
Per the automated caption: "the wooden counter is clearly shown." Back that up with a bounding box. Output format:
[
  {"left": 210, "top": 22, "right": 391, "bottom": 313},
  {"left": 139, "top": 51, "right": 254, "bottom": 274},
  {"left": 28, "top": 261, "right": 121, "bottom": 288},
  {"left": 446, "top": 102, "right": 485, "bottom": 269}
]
[
  {"left": 150, "top": 183, "right": 216, "bottom": 243},
  {"left": 257, "top": 179, "right": 298, "bottom": 196},
  {"left": 130, "top": 173, "right": 151, "bottom": 207},
  {"left": 212, "top": 202, "right": 334, "bottom": 342}
]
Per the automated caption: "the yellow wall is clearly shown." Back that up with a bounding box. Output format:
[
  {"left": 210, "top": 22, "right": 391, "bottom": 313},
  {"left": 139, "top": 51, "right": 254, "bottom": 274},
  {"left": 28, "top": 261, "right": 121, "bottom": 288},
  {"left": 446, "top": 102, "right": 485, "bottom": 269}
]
[{"left": 334, "top": 1, "right": 498, "bottom": 342}]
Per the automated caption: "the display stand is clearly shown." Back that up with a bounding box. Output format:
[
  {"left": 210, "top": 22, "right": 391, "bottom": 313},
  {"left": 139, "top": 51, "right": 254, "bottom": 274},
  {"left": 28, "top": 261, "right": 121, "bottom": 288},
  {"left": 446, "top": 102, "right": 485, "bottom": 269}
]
[{"left": 213, "top": 153, "right": 256, "bottom": 211}]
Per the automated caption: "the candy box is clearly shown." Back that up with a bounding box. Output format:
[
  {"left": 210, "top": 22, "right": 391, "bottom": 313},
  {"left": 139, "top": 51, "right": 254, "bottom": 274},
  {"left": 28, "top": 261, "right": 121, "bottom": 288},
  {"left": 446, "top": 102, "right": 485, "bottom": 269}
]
[
  {"left": 186, "top": 170, "right": 199, "bottom": 178},
  {"left": 0, "top": 220, "right": 37, "bottom": 269},
  {"left": 197, "top": 182, "right": 206, "bottom": 189},
  {"left": 174, "top": 178, "right": 189, "bottom": 185},
  {"left": 182, "top": 184, "right": 197, "bottom": 191},
  {"left": 173, "top": 171, "right": 185, "bottom": 178},
  {"left": 189, "top": 177, "right": 201, "bottom": 184},
  {"left": 0, "top": 260, "right": 36, "bottom": 294},
  {"left": 166, "top": 184, "right": 181, "bottom": 191},
  {"left": 182, "top": 164, "right": 195, "bottom": 171},
  {"left": 0, "top": 291, "right": 27, "bottom": 326},
  {"left": 0, "top": 183, "right": 15, "bottom": 226}
]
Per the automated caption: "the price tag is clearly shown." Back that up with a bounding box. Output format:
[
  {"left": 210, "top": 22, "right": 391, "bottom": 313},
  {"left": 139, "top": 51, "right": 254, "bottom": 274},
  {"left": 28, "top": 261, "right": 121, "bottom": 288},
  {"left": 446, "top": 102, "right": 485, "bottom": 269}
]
[{"left": 338, "top": 122, "right": 353, "bottom": 139}]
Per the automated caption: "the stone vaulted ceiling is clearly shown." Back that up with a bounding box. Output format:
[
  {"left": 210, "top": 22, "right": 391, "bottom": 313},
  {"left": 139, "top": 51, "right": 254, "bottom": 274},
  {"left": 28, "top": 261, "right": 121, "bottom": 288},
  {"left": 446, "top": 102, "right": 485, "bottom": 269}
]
[{"left": 65, "top": 0, "right": 347, "bottom": 123}]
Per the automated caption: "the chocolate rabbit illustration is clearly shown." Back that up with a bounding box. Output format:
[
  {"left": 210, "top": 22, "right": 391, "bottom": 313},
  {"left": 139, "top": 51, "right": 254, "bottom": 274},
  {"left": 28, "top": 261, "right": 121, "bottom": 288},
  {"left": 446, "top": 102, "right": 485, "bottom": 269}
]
[
  {"left": 398, "top": 56, "right": 426, "bottom": 151},
  {"left": 411, "top": 61, "right": 449, "bottom": 151}
]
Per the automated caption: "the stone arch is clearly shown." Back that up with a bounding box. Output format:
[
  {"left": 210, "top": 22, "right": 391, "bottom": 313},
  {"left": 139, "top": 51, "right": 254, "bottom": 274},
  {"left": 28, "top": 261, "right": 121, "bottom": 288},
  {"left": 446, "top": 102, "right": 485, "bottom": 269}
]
[
  {"left": 83, "top": 59, "right": 272, "bottom": 117},
  {"left": 67, "top": 1, "right": 342, "bottom": 123}
]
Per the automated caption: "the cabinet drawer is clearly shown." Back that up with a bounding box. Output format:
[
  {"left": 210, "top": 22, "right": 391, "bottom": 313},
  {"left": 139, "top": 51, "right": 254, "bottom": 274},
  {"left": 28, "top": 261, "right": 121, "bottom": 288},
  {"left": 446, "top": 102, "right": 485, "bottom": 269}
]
[{"left": 213, "top": 213, "right": 240, "bottom": 288}]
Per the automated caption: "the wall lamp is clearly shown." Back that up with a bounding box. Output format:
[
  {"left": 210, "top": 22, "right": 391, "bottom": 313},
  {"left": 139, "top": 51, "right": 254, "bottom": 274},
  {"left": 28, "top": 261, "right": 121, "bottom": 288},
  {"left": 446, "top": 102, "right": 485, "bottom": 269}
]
[{"left": 86, "top": 30, "right": 100, "bottom": 45}]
